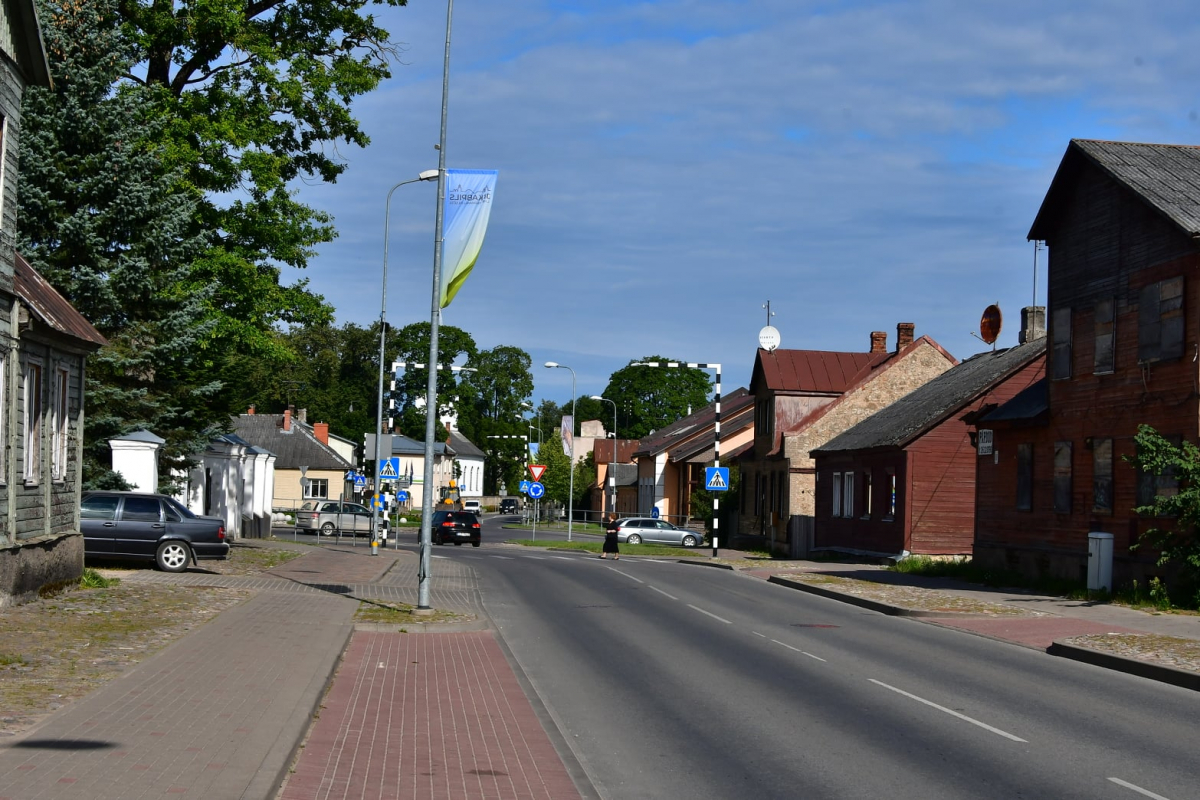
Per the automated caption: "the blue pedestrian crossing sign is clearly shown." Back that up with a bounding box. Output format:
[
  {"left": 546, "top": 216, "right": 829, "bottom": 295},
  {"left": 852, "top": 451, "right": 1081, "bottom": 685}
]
[
  {"left": 379, "top": 457, "right": 401, "bottom": 480},
  {"left": 528, "top": 482, "right": 545, "bottom": 499},
  {"left": 519, "top": 480, "right": 531, "bottom": 494},
  {"left": 705, "top": 467, "right": 730, "bottom": 491},
  {"left": 353, "top": 474, "right": 367, "bottom": 488}
]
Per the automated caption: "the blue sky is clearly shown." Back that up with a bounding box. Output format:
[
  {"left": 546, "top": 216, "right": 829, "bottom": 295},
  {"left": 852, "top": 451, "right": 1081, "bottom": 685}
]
[{"left": 285, "top": 0, "right": 1200, "bottom": 408}]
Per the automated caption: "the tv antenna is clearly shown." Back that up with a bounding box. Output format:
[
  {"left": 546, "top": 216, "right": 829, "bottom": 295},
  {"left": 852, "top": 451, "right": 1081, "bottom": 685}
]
[{"left": 758, "top": 301, "right": 781, "bottom": 351}]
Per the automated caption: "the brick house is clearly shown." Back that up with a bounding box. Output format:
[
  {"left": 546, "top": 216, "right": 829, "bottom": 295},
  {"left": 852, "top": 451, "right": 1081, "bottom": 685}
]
[
  {"left": 974, "top": 139, "right": 1200, "bottom": 587},
  {"left": 589, "top": 438, "right": 640, "bottom": 520},
  {"left": 0, "top": 2, "right": 109, "bottom": 606},
  {"left": 736, "top": 325, "right": 956, "bottom": 553},
  {"left": 813, "top": 323, "right": 1045, "bottom": 557}
]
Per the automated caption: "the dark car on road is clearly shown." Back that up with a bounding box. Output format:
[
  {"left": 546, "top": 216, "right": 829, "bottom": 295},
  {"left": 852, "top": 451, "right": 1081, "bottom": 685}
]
[
  {"left": 81, "top": 491, "right": 230, "bottom": 572},
  {"left": 431, "top": 510, "right": 481, "bottom": 546},
  {"left": 498, "top": 498, "right": 520, "bottom": 515},
  {"left": 605, "top": 517, "right": 702, "bottom": 547}
]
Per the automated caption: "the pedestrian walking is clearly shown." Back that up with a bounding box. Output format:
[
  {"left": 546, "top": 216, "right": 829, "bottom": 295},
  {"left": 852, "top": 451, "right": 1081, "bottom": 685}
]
[{"left": 600, "top": 516, "right": 620, "bottom": 560}]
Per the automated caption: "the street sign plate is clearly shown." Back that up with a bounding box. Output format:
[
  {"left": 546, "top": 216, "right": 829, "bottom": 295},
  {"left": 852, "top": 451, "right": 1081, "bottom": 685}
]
[
  {"left": 651, "top": 507, "right": 659, "bottom": 519},
  {"left": 528, "top": 482, "right": 545, "bottom": 499},
  {"left": 396, "top": 490, "right": 409, "bottom": 503},
  {"left": 519, "top": 480, "right": 531, "bottom": 494},
  {"left": 528, "top": 464, "right": 546, "bottom": 482},
  {"left": 354, "top": 474, "right": 367, "bottom": 487},
  {"left": 705, "top": 466, "right": 730, "bottom": 491},
  {"left": 379, "top": 457, "right": 401, "bottom": 480}
]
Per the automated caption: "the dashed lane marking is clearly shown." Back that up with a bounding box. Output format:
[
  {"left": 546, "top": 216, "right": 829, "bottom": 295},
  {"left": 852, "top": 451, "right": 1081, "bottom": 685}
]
[
  {"left": 606, "top": 567, "right": 645, "bottom": 584},
  {"left": 649, "top": 586, "right": 677, "bottom": 600},
  {"left": 771, "top": 639, "right": 827, "bottom": 662},
  {"left": 687, "top": 604, "right": 731, "bottom": 624},
  {"left": 1108, "top": 777, "right": 1171, "bottom": 800},
  {"left": 869, "top": 679, "right": 1027, "bottom": 743}
]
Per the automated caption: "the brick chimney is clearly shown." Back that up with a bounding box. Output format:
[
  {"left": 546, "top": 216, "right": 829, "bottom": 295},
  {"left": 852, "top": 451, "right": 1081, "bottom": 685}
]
[
  {"left": 282, "top": 408, "right": 291, "bottom": 431},
  {"left": 314, "top": 422, "right": 329, "bottom": 445},
  {"left": 869, "top": 331, "right": 887, "bottom": 353},
  {"left": 247, "top": 404, "right": 255, "bottom": 415},
  {"left": 1020, "top": 306, "right": 1046, "bottom": 344},
  {"left": 896, "top": 322, "right": 915, "bottom": 350}
]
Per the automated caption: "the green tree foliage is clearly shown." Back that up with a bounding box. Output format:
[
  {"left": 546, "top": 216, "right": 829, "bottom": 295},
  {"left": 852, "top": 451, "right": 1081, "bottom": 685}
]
[
  {"left": 602, "top": 356, "right": 713, "bottom": 439},
  {"left": 19, "top": 0, "right": 216, "bottom": 488},
  {"left": 389, "top": 322, "right": 476, "bottom": 440},
  {"left": 457, "top": 345, "right": 534, "bottom": 494},
  {"left": 1126, "top": 425, "right": 1200, "bottom": 606}
]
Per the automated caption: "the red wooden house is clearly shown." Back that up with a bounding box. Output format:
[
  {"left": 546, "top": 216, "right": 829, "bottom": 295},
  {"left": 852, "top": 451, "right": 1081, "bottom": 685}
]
[
  {"left": 812, "top": 330, "right": 1045, "bottom": 557},
  {"left": 975, "top": 139, "right": 1200, "bottom": 587}
]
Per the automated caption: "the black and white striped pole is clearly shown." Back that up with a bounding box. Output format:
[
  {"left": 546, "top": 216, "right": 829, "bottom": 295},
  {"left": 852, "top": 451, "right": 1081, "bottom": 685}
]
[{"left": 633, "top": 361, "right": 722, "bottom": 558}]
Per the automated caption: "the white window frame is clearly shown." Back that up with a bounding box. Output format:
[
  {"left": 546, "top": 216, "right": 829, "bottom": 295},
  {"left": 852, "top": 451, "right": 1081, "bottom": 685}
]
[
  {"left": 23, "top": 359, "right": 43, "bottom": 484},
  {"left": 832, "top": 472, "right": 843, "bottom": 517},
  {"left": 0, "top": 354, "right": 6, "bottom": 482},
  {"left": 842, "top": 471, "right": 855, "bottom": 519},
  {"left": 305, "top": 477, "right": 329, "bottom": 499},
  {"left": 52, "top": 366, "right": 69, "bottom": 481}
]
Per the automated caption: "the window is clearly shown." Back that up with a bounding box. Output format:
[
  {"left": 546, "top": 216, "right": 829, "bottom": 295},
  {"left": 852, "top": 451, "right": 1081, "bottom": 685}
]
[
  {"left": 122, "top": 496, "right": 162, "bottom": 521},
  {"left": 862, "top": 470, "right": 872, "bottom": 518},
  {"left": 23, "top": 361, "right": 42, "bottom": 483},
  {"left": 0, "top": 355, "right": 5, "bottom": 480},
  {"left": 81, "top": 495, "right": 119, "bottom": 520},
  {"left": 1092, "top": 438, "right": 1113, "bottom": 513},
  {"left": 305, "top": 478, "right": 329, "bottom": 499},
  {"left": 52, "top": 367, "right": 69, "bottom": 480},
  {"left": 777, "top": 472, "right": 786, "bottom": 517},
  {"left": 885, "top": 471, "right": 897, "bottom": 519},
  {"left": 1138, "top": 276, "right": 1185, "bottom": 363},
  {"left": 1094, "top": 299, "right": 1114, "bottom": 374},
  {"left": 842, "top": 472, "right": 855, "bottom": 519},
  {"left": 1016, "top": 443, "right": 1033, "bottom": 511},
  {"left": 1137, "top": 434, "right": 1181, "bottom": 509},
  {"left": 832, "top": 472, "right": 843, "bottom": 517},
  {"left": 1053, "top": 441, "right": 1072, "bottom": 514},
  {"left": 1051, "top": 307, "right": 1072, "bottom": 380}
]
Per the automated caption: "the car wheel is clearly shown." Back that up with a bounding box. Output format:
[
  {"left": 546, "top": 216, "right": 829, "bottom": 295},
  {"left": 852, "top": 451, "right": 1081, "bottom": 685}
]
[
  {"left": 156, "top": 541, "right": 191, "bottom": 573},
  {"left": 627, "top": 534, "right": 642, "bottom": 545},
  {"left": 472, "top": 542, "right": 480, "bottom": 548},
  {"left": 454, "top": 541, "right": 462, "bottom": 546},
  {"left": 682, "top": 535, "right": 698, "bottom": 547},
  {"left": 321, "top": 522, "right": 336, "bottom": 536}
]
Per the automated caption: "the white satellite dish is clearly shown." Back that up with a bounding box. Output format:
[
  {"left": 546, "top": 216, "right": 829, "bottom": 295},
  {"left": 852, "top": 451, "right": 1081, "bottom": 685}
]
[{"left": 758, "top": 325, "right": 781, "bottom": 351}]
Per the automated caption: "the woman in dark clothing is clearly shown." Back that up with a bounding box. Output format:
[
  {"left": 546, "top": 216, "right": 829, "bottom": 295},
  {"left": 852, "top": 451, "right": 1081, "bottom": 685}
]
[{"left": 600, "top": 518, "right": 620, "bottom": 559}]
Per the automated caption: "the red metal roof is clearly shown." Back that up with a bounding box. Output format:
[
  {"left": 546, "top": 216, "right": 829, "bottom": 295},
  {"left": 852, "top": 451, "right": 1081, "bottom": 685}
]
[
  {"left": 753, "top": 348, "right": 892, "bottom": 395},
  {"left": 14, "top": 253, "right": 107, "bottom": 348}
]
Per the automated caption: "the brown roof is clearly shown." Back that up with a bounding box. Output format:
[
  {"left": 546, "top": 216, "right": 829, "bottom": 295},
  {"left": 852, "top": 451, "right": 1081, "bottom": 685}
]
[
  {"left": 14, "top": 253, "right": 107, "bottom": 348},
  {"left": 590, "top": 439, "right": 641, "bottom": 463},
  {"left": 752, "top": 348, "right": 892, "bottom": 395}
]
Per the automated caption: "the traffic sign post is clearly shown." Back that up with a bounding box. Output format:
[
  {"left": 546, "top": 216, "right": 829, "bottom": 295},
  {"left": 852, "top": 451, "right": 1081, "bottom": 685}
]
[
  {"left": 519, "top": 479, "right": 531, "bottom": 494},
  {"left": 528, "top": 464, "right": 546, "bottom": 482},
  {"left": 528, "top": 482, "right": 544, "bottom": 499},
  {"left": 650, "top": 506, "right": 659, "bottom": 519},
  {"left": 705, "top": 467, "right": 730, "bottom": 491},
  {"left": 379, "top": 457, "right": 401, "bottom": 480}
]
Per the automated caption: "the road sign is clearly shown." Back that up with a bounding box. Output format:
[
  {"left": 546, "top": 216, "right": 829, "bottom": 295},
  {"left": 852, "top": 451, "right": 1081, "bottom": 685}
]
[
  {"left": 395, "top": 476, "right": 412, "bottom": 488},
  {"left": 528, "top": 464, "right": 546, "bottom": 482},
  {"left": 396, "top": 490, "right": 409, "bottom": 503},
  {"left": 705, "top": 466, "right": 730, "bottom": 491},
  {"left": 519, "top": 479, "right": 531, "bottom": 494},
  {"left": 344, "top": 470, "right": 356, "bottom": 482},
  {"left": 354, "top": 474, "right": 367, "bottom": 488},
  {"left": 651, "top": 506, "right": 659, "bottom": 519},
  {"left": 379, "top": 457, "right": 401, "bottom": 479},
  {"left": 528, "top": 482, "right": 545, "bottom": 499}
]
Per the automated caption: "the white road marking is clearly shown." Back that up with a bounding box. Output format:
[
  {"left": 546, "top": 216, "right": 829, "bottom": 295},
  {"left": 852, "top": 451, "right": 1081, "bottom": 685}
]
[
  {"left": 1108, "top": 777, "right": 1172, "bottom": 800},
  {"left": 868, "top": 679, "right": 1027, "bottom": 743},
  {"left": 752, "top": 631, "right": 766, "bottom": 638},
  {"left": 525, "top": 556, "right": 546, "bottom": 560},
  {"left": 650, "top": 586, "right": 678, "bottom": 600},
  {"left": 432, "top": 555, "right": 449, "bottom": 559},
  {"left": 607, "top": 567, "right": 645, "bottom": 584},
  {"left": 770, "top": 639, "right": 828, "bottom": 662},
  {"left": 551, "top": 556, "right": 573, "bottom": 560},
  {"left": 687, "top": 604, "right": 731, "bottom": 624},
  {"left": 492, "top": 555, "right": 512, "bottom": 559}
]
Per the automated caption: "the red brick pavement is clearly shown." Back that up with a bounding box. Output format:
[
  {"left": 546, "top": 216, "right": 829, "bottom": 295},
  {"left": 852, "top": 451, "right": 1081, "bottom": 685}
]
[
  {"left": 924, "top": 617, "right": 1141, "bottom": 649},
  {"left": 280, "top": 632, "right": 581, "bottom": 800}
]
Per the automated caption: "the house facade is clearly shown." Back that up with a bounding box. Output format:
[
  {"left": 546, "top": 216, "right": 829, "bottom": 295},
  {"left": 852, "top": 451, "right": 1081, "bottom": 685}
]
[
  {"left": 447, "top": 430, "right": 485, "bottom": 498},
  {"left": 590, "top": 438, "right": 641, "bottom": 521},
  {"left": 0, "top": 3, "right": 108, "bottom": 606},
  {"left": 814, "top": 326, "right": 1045, "bottom": 557},
  {"left": 737, "top": 325, "right": 956, "bottom": 553},
  {"left": 232, "top": 409, "right": 353, "bottom": 512},
  {"left": 974, "top": 139, "right": 1200, "bottom": 587}
]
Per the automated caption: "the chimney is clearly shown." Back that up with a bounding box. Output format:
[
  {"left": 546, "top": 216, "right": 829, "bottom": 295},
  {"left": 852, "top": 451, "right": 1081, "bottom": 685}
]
[
  {"left": 1020, "top": 306, "right": 1047, "bottom": 344},
  {"left": 314, "top": 422, "right": 329, "bottom": 445},
  {"left": 869, "top": 331, "right": 887, "bottom": 353},
  {"left": 297, "top": 407, "right": 307, "bottom": 424},
  {"left": 282, "top": 408, "right": 291, "bottom": 431},
  {"left": 896, "top": 322, "right": 915, "bottom": 350},
  {"left": 247, "top": 404, "right": 255, "bottom": 415}
]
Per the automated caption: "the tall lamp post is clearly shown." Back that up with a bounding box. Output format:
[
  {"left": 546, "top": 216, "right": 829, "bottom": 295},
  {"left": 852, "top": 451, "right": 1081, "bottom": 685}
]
[
  {"left": 372, "top": 170, "right": 439, "bottom": 545},
  {"left": 634, "top": 361, "right": 722, "bottom": 558},
  {"left": 590, "top": 395, "right": 617, "bottom": 521},
  {"left": 544, "top": 361, "right": 576, "bottom": 541}
]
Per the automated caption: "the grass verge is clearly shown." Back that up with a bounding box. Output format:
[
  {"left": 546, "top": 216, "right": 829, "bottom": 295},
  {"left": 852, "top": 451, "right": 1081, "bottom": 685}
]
[{"left": 353, "top": 600, "right": 468, "bottom": 626}]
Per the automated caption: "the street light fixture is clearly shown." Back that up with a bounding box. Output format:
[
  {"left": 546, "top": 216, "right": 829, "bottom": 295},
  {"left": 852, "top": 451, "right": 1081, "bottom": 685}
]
[
  {"left": 372, "top": 170, "right": 439, "bottom": 547},
  {"left": 590, "top": 395, "right": 617, "bottom": 521},
  {"left": 544, "top": 361, "right": 576, "bottom": 541}
]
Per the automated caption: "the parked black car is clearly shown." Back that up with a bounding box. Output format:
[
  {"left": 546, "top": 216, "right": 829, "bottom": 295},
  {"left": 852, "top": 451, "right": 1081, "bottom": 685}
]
[
  {"left": 498, "top": 498, "right": 520, "bottom": 515},
  {"left": 81, "top": 491, "right": 231, "bottom": 573},
  {"left": 431, "top": 510, "right": 481, "bottom": 546}
]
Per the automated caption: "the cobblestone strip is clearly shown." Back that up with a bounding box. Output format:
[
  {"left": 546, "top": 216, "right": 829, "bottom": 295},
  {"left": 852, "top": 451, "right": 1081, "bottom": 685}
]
[{"left": 279, "top": 632, "right": 580, "bottom": 800}]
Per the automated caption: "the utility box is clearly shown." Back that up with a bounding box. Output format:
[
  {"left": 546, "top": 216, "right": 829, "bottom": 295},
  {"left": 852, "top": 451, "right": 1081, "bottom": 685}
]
[{"left": 1087, "top": 532, "right": 1114, "bottom": 592}]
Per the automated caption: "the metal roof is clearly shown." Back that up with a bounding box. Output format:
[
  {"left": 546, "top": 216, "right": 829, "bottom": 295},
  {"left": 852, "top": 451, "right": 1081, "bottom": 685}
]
[
  {"left": 813, "top": 338, "right": 1046, "bottom": 454},
  {"left": 14, "top": 253, "right": 107, "bottom": 348},
  {"left": 231, "top": 414, "right": 352, "bottom": 471},
  {"left": 633, "top": 388, "right": 753, "bottom": 458},
  {"left": 751, "top": 348, "right": 892, "bottom": 395},
  {"left": 1029, "top": 139, "right": 1200, "bottom": 240},
  {"left": 978, "top": 377, "right": 1048, "bottom": 423},
  {"left": 448, "top": 431, "right": 485, "bottom": 459}
]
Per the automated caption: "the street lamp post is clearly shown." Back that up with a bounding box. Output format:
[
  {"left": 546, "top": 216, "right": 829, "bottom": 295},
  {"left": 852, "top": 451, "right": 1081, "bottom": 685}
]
[
  {"left": 372, "top": 170, "right": 439, "bottom": 547},
  {"left": 590, "top": 395, "right": 617, "bottom": 521},
  {"left": 633, "top": 361, "right": 722, "bottom": 558},
  {"left": 544, "top": 362, "right": 576, "bottom": 541}
]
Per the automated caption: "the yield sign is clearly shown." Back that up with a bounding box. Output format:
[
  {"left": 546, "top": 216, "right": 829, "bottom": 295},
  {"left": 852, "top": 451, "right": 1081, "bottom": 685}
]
[{"left": 528, "top": 464, "right": 546, "bottom": 482}]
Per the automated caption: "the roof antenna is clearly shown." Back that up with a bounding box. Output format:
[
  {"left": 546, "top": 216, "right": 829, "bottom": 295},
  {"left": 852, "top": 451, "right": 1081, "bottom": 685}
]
[
  {"left": 1033, "top": 240, "right": 1043, "bottom": 310},
  {"left": 758, "top": 302, "right": 781, "bottom": 351}
]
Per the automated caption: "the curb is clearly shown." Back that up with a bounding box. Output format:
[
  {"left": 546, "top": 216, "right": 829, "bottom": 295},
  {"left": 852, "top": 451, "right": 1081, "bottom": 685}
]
[
  {"left": 678, "top": 559, "right": 734, "bottom": 571},
  {"left": 1047, "top": 641, "right": 1200, "bottom": 692},
  {"left": 767, "top": 574, "right": 948, "bottom": 617}
]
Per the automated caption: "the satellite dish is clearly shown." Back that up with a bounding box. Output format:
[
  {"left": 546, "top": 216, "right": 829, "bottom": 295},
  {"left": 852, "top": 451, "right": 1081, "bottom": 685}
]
[
  {"left": 980, "top": 304, "right": 1002, "bottom": 345},
  {"left": 758, "top": 325, "right": 781, "bottom": 351}
]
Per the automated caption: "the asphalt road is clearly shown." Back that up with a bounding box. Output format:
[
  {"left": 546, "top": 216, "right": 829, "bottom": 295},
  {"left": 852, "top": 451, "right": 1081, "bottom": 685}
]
[{"left": 428, "top": 520, "right": 1200, "bottom": 800}]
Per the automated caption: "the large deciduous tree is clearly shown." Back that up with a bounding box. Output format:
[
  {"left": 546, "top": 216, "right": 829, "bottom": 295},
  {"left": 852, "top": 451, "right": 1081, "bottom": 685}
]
[
  {"left": 389, "top": 322, "right": 477, "bottom": 440},
  {"left": 458, "top": 345, "right": 534, "bottom": 493},
  {"left": 602, "top": 356, "right": 712, "bottom": 439}
]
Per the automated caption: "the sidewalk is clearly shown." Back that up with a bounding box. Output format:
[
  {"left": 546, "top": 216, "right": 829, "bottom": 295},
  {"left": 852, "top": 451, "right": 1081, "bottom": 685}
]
[{"left": 0, "top": 544, "right": 586, "bottom": 800}]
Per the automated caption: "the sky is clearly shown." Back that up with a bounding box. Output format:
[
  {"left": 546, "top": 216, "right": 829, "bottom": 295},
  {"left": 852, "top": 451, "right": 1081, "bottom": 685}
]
[{"left": 284, "top": 0, "right": 1200, "bottom": 409}]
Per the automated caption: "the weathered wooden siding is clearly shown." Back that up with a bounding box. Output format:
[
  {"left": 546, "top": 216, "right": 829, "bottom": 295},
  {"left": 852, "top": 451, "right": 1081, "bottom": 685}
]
[{"left": 814, "top": 451, "right": 907, "bottom": 554}]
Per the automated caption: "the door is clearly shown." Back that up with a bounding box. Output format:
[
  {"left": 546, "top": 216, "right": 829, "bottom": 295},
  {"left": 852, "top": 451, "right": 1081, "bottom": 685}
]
[
  {"left": 114, "top": 495, "right": 166, "bottom": 557},
  {"left": 344, "top": 503, "right": 372, "bottom": 533},
  {"left": 80, "top": 494, "right": 120, "bottom": 554}
]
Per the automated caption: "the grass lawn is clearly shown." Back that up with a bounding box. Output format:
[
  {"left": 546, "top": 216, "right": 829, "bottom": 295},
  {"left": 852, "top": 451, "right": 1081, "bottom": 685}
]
[{"left": 506, "top": 538, "right": 707, "bottom": 558}]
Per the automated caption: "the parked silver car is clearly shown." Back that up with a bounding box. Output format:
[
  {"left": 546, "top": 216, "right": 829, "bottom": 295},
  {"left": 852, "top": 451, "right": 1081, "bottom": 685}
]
[
  {"left": 606, "top": 517, "right": 702, "bottom": 547},
  {"left": 296, "top": 501, "right": 373, "bottom": 536}
]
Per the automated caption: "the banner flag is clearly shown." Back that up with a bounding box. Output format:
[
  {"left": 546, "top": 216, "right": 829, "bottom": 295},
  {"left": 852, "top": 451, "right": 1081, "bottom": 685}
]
[
  {"left": 561, "top": 416, "right": 573, "bottom": 459},
  {"left": 440, "top": 169, "right": 498, "bottom": 308},
  {"left": 529, "top": 442, "right": 540, "bottom": 460}
]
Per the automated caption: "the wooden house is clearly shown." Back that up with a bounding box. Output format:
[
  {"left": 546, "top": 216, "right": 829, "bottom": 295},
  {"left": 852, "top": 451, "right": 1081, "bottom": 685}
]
[
  {"left": 813, "top": 332, "right": 1045, "bottom": 557},
  {"left": 975, "top": 139, "right": 1200, "bottom": 586}
]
